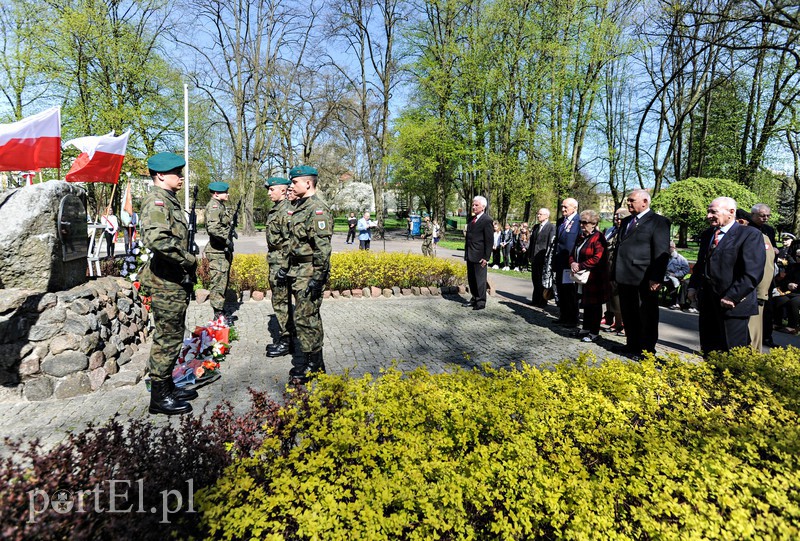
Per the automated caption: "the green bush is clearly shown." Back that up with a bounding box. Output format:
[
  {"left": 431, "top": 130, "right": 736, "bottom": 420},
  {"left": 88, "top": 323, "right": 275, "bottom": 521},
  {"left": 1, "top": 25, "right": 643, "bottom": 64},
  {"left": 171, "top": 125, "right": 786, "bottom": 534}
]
[
  {"left": 229, "top": 254, "right": 270, "bottom": 293},
  {"left": 329, "top": 251, "right": 467, "bottom": 290},
  {"left": 197, "top": 349, "right": 800, "bottom": 540}
]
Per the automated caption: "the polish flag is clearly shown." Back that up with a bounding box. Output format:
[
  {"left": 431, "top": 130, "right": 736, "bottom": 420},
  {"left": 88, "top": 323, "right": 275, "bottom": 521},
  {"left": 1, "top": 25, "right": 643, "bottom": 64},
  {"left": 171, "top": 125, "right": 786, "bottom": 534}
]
[
  {"left": 0, "top": 107, "right": 61, "bottom": 171},
  {"left": 64, "top": 131, "right": 130, "bottom": 184}
]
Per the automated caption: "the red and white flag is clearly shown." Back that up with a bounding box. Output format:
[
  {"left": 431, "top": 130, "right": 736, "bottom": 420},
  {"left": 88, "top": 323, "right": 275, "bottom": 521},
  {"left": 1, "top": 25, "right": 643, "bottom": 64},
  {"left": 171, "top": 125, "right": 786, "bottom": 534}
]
[
  {"left": 64, "top": 131, "right": 130, "bottom": 184},
  {"left": 0, "top": 107, "right": 61, "bottom": 171}
]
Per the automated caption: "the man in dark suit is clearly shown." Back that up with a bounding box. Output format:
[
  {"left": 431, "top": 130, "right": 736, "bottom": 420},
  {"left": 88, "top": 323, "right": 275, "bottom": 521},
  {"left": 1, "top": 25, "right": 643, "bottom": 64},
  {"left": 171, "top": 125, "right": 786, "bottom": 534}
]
[
  {"left": 530, "top": 208, "right": 555, "bottom": 307},
  {"left": 464, "top": 195, "right": 494, "bottom": 310},
  {"left": 552, "top": 198, "right": 580, "bottom": 326},
  {"left": 688, "top": 197, "right": 766, "bottom": 355},
  {"left": 613, "top": 189, "right": 671, "bottom": 357}
]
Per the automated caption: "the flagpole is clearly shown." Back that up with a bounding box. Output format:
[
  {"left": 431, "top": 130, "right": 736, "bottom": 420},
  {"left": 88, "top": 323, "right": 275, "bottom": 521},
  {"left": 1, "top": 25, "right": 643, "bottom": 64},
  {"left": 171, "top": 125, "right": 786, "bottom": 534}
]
[{"left": 184, "top": 83, "right": 189, "bottom": 210}]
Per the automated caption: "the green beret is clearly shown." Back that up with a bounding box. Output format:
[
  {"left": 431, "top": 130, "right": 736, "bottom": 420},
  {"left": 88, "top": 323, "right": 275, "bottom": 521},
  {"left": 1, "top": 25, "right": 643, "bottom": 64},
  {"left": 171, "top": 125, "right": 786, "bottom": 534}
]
[
  {"left": 265, "top": 176, "right": 290, "bottom": 187},
  {"left": 208, "top": 181, "right": 229, "bottom": 193},
  {"left": 147, "top": 152, "right": 185, "bottom": 173},
  {"left": 289, "top": 165, "right": 318, "bottom": 179}
]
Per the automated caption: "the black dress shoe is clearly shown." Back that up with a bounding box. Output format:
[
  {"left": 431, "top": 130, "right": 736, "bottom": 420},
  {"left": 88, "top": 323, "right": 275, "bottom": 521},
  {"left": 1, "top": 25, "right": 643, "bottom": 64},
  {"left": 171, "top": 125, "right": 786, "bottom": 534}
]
[
  {"left": 763, "top": 338, "right": 777, "bottom": 348},
  {"left": 472, "top": 305, "right": 485, "bottom": 310}
]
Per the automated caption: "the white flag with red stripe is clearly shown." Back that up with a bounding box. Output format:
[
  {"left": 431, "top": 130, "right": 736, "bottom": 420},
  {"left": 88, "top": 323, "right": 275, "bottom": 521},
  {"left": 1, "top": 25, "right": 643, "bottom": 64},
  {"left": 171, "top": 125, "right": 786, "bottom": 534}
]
[
  {"left": 0, "top": 107, "right": 61, "bottom": 171},
  {"left": 64, "top": 131, "right": 130, "bottom": 184}
]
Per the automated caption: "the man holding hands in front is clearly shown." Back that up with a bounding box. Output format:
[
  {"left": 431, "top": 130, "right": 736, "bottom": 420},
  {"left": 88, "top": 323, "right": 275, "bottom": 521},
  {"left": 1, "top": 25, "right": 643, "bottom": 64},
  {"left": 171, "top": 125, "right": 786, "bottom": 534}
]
[{"left": 612, "top": 189, "right": 670, "bottom": 358}]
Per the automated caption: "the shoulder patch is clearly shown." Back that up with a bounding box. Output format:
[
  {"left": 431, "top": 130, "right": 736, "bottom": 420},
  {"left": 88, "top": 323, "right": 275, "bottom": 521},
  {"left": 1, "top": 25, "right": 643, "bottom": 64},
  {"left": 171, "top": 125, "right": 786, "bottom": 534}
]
[
  {"left": 212, "top": 204, "right": 219, "bottom": 209},
  {"left": 154, "top": 200, "right": 164, "bottom": 206},
  {"left": 315, "top": 209, "right": 324, "bottom": 215},
  {"left": 317, "top": 220, "right": 327, "bottom": 230},
  {"left": 288, "top": 210, "right": 294, "bottom": 216}
]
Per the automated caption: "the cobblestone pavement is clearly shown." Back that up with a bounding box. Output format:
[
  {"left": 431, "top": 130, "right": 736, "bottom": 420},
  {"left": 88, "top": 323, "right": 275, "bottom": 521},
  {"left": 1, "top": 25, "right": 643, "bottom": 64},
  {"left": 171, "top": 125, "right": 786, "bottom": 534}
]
[{"left": 1, "top": 287, "right": 645, "bottom": 458}]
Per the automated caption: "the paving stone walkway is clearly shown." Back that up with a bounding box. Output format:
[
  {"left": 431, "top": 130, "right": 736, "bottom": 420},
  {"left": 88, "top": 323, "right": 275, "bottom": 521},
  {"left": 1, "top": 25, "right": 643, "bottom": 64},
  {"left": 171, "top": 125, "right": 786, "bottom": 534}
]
[{"left": 0, "top": 289, "right": 644, "bottom": 458}]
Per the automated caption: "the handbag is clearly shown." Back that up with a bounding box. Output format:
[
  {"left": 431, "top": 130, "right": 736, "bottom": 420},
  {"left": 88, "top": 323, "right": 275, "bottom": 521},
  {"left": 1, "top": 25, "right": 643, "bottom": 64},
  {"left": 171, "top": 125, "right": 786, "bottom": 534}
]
[{"left": 572, "top": 269, "right": 591, "bottom": 285}]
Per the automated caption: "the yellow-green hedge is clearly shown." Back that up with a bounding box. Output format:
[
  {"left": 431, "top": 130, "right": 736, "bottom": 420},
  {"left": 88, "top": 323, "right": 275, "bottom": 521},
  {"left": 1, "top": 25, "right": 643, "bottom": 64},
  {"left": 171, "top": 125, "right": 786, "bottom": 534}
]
[
  {"left": 328, "top": 251, "right": 466, "bottom": 290},
  {"left": 229, "top": 254, "right": 270, "bottom": 293},
  {"left": 225, "top": 251, "right": 467, "bottom": 292},
  {"left": 196, "top": 348, "right": 800, "bottom": 539}
]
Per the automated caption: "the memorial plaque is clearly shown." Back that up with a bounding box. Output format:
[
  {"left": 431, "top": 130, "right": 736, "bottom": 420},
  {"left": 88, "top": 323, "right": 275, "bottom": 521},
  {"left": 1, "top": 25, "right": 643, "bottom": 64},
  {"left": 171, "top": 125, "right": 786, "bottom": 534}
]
[{"left": 58, "top": 194, "right": 89, "bottom": 262}]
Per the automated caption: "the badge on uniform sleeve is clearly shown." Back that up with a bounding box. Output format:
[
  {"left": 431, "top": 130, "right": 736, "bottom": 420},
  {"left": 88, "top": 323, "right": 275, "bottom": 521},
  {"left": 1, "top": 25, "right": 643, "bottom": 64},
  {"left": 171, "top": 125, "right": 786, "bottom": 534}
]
[
  {"left": 316, "top": 210, "right": 324, "bottom": 215},
  {"left": 317, "top": 220, "right": 327, "bottom": 230},
  {"left": 154, "top": 200, "right": 164, "bottom": 206},
  {"left": 288, "top": 210, "right": 293, "bottom": 216}
]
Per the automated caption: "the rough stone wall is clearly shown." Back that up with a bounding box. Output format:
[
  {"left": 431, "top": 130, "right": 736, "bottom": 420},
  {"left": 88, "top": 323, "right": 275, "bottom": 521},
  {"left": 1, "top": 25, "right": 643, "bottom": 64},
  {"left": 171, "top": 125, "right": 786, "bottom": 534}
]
[{"left": 0, "top": 277, "right": 148, "bottom": 401}]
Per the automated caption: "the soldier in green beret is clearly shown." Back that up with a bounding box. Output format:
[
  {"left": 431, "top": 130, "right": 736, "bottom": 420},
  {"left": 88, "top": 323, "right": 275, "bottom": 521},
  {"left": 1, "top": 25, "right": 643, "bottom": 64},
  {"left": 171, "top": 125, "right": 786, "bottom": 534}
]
[
  {"left": 421, "top": 215, "right": 434, "bottom": 257},
  {"left": 278, "top": 165, "right": 332, "bottom": 382},
  {"left": 204, "top": 181, "right": 234, "bottom": 323},
  {"left": 265, "top": 176, "right": 296, "bottom": 357},
  {"left": 139, "top": 152, "right": 197, "bottom": 415}
]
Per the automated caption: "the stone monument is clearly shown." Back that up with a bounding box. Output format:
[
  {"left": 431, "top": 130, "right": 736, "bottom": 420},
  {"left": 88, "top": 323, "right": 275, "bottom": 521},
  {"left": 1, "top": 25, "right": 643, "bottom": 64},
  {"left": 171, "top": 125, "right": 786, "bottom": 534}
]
[{"left": 0, "top": 180, "right": 89, "bottom": 292}]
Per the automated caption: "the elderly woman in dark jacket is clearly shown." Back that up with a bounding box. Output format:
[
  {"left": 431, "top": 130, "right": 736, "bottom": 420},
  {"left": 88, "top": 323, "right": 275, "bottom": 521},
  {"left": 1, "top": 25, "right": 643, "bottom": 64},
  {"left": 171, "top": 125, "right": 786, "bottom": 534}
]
[{"left": 569, "top": 209, "right": 611, "bottom": 342}]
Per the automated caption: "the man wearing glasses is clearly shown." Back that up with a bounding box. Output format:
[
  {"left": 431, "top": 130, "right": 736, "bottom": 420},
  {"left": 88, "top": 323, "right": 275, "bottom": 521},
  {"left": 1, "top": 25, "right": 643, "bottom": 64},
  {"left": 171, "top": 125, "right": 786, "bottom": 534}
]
[
  {"left": 612, "top": 189, "right": 670, "bottom": 359},
  {"left": 751, "top": 203, "right": 779, "bottom": 347},
  {"left": 139, "top": 152, "right": 198, "bottom": 415}
]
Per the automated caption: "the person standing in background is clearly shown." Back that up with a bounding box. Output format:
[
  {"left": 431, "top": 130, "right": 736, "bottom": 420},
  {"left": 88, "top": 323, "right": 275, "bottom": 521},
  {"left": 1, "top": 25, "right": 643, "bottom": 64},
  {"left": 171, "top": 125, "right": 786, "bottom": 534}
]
[
  {"left": 688, "top": 197, "right": 765, "bottom": 355},
  {"left": 101, "top": 211, "right": 119, "bottom": 259},
  {"left": 265, "top": 176, "right": 296, "bottom": 358},
  {"left": 529, "top": 208, "right": 555, "bottom": 307},
  {"left": 612, "top": 190, "right": 670, "bottom": 358},
  {"left": 357, "top": 211, "right": 373, "bottom": 250},
  {"left": 421, "top": 215, "right": 434, "bottom": 256},
  {"left": 346, "top": 212, "right": 357, "bottom": 244},
  {"left": 552, "top": 198, "right": 580, "bottom": 327},
  {"left": 465, "top": 196, "right": 494, "bottom": 310},
  {"left": 204, "top": 182, "right": 234, "bottom": 323},
  {"left": 735, "top": 210, "right": 775, "bottom": 352}
]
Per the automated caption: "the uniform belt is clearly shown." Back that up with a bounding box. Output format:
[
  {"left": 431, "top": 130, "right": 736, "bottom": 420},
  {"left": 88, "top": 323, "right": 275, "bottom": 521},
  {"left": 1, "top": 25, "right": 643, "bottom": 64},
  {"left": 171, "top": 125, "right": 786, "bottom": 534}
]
[{"left": 289, "top": 255, "right": 314, "bottom": 265}]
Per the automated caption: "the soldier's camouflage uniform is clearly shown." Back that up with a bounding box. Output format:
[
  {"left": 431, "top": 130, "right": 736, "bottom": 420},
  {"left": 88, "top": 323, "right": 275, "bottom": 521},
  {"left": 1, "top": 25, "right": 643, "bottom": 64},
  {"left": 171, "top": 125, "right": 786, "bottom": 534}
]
[
  {"left": 139, "top": 186, "right": 196, "bottom": 381},
  {"left": 204, "top": 198, "right": 232, "bottom": 314},
  {"left": 287, "top": 193, "right": 332, "bottom": 353},
  {"left": 421, "top": 220, "right": 434, "bottom": 256},
  {"left": 267, "top": 197, "right": 294, "bottom": 339}
]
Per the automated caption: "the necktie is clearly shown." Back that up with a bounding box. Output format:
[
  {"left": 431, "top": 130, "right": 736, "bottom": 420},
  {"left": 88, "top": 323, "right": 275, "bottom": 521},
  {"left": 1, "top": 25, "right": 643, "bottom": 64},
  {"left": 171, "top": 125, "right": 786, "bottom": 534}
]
[
  {"left": 471, "top": 216, "right": 477, "bottom": 224},
  {"left": 626, "top": 216, "right": 638, "bottom": 235},
  {"left": 712, "top": 228, "right": 721, "bottom": 247}
]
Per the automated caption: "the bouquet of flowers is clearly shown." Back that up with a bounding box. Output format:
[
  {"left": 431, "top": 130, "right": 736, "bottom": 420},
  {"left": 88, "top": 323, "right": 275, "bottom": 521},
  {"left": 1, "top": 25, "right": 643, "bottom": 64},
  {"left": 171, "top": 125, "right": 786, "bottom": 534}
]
[
  {"left": 120, "top": 240, "right": 151, "bottom": 283},
  {"left": 171, "top": 315, "right": 232, "bottom": 388}
]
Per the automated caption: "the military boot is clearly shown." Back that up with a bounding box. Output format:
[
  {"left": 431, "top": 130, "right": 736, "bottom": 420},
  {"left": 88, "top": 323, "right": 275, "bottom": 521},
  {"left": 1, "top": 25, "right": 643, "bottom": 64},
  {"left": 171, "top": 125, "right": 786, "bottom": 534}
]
[
  {"left": 168, "top": 377, "right": 198, "bottom": 401},
  {"left": 289, "top": 351, "right": 326, "bottom": 383},
  {"left": 149, "top": 379, "right": 193, "bottom": 415},
  {"left": 308, "top": 350, "right": 326, "bottom": 374},
  {"left": 266, "top": 335, "right": 295, "bottom": 357}
]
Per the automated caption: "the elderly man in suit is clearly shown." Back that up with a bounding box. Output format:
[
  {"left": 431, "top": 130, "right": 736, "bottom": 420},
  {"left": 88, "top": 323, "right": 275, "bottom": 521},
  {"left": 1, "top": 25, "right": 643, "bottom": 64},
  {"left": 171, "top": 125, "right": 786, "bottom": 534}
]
[
  {"left": 688, "top": 197, "right": 766, "bottom": 355},
  {"left": 465, "top": 195, "right": 495, "bottom": 310},
  {"left": 613, "top": 189, "right": 671, "bottom": 358},
  {"left": 552, "top": 198, "right": 581, "bottom": 326},
  {"left": 530, "top": 208, "right": 556, "bottom": 307}
]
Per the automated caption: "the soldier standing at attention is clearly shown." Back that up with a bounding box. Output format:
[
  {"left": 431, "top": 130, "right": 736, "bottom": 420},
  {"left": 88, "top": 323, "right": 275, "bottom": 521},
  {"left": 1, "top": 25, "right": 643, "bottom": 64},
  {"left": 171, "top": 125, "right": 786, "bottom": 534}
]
[
  {"left": 283, "top": 165, "right": 332, "bottom": 382},
  {"left": 139, "top": 152, "right": 198, "bottom": 415},
  {"left": 421, "top": 215, "right": 434, "bottom": 256},
  {"left": 265, "top": 176, "right": 295, "bottom": 357},
  {"left": 204, "top": 181, "right": 234, "bottom": 323}
]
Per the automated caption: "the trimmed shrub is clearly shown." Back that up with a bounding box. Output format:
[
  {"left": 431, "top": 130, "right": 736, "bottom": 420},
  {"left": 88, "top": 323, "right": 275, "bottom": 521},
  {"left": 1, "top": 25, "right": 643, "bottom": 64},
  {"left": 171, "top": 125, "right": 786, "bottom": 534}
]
[
  {"left": 328, "top": 251, "right": 467, "bottom": 290},
  {"left": 225, "top": 251, "right": 467, "bottom": 292},
  {"left": 229, "top": 254, "right": 270, "bottom": 293},
  {"left": 5, "top": 350, "right": 797, "bottom": 539},
  {"left": 197, "top": 350, "right": 800, "bottom": 540}
]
